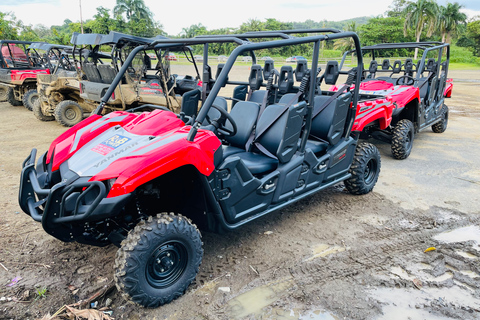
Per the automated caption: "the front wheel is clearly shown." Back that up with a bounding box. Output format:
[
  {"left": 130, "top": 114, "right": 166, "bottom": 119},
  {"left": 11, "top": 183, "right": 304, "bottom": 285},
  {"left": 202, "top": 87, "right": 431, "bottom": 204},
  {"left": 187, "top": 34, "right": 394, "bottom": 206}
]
[
  {"left": 33, "top": 100, "right": 55, "bottom": 121},
  {"left": 22, "top": 89, "right": 39, "bottom": 111},
  {"left": 6, "top": 87, "right": 22, "bottom": 106},
  {"left": 391, "top": 119, "right": 414, "bottom": 160},
  {"left": 114, "top": 213, "right": 203, "bottom": 308},
  {"left": 345, "top": 142, "right": 381, "bottom": 195},
  {"left": 54, "top": 100, "right": 84, "bottom": 127},
  {"left": 431, "top": 105, "right": 448, "bottom": 133}
]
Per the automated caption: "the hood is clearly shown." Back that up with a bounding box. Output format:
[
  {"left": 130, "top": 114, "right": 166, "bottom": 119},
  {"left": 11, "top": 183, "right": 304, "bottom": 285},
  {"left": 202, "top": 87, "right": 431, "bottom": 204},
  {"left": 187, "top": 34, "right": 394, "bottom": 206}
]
[{"left": 47, "top": 110, "right": 184, "bottom": 171}]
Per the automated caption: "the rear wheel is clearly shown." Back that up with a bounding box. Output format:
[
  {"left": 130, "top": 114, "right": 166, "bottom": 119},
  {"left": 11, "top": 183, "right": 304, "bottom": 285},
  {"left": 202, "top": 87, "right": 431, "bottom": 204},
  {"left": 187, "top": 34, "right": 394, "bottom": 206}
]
[
  {"left": 6, "top": 87, "right": 23, "bottom": 106},
  {"left": 33, "top": 100, "right": 55, "bottom": 121},
  {"left": 345, "top": 142, "right": 381, "bottom": 195},
  {"left": 115, "top": 213, "right": 203, "bottom": 308},
  {"left": 22, "top": 89, "right": 39, "bottom": 111},
  {"left": 0, "top": 84, "right": 8, "bottom": 101},
  {"left": 432, "top": 105, "right": 448, "bottom": 133},
  {"left": 55, "top": 100, "right": 84, "bottom": 127},
  {"left": 391, "top": 119, "right": 414, "bottom": 160}
]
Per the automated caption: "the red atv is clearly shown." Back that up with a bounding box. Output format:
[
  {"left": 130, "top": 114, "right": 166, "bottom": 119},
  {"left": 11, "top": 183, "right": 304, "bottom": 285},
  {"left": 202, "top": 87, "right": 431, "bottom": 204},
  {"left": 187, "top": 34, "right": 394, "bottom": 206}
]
[
  {"left": 0, "top": 40, "right": 51, "bottom": 109},
  {"left": 335, "top": 42, "right": 452, "bottom": 159},
  {"left": 19, "top": 30, "right": 381, "bottom": 307}
]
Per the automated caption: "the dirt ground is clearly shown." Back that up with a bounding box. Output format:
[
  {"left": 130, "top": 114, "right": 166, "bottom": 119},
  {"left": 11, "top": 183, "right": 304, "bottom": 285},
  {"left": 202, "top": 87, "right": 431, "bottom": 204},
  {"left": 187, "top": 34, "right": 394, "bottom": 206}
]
[{"left": 0, "top": 69, "right": 479, "bottom": 320}]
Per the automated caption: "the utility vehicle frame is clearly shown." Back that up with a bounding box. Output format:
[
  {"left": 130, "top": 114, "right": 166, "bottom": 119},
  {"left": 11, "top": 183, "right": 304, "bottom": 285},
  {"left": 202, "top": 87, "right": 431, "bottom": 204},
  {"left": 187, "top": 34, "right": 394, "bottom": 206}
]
[
  {"left": 19, "top": 29, "right": 381, "bottom": 308},
  {"left": 336, "top": 42, "right": 452, "bottom": 159}
]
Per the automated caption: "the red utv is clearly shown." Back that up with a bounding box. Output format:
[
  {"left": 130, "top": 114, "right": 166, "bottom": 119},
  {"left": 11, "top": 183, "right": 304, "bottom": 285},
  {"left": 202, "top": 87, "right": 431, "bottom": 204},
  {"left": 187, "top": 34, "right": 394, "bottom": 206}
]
[
  {"left": 334, "top": 42, "right": 452, "bottom": 159},
  {"left": 19, "top": 30, "right": 381, "bottom": 307},
  {"left": 0, "top": 40, "right": 50, "bottom": 108}
]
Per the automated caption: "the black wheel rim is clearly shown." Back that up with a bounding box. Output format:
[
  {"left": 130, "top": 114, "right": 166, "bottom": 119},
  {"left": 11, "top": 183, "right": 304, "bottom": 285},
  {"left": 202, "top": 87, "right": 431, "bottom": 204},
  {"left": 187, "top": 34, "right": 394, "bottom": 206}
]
[
  {"left": 146, "top": 241, "right": 188, "bottom": 289},
  {"left": 364, "top": 158, "right": 378, "bottom": 185}
]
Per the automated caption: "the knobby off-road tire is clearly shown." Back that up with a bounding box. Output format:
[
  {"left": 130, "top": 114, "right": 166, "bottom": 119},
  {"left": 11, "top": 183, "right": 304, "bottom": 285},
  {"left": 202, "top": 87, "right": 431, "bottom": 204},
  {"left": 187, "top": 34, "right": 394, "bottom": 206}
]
[
  {"left": 6, "top": 87, "right": 23, "bottom": 106},
  {"left": 345, "top": 142, "right": 381, "bottom": 195},
  {"left": 391, "top": 119, "right": 414, "bottom": 160},
  {"left": 55, "top": 100, "right": 83, "bottom": 127},
  {"left": 0, "top": 84, "right": 8, "bottom": 101},
  {"left": 114, "top": 213, "right": 203, "bottom": 308},
  {"left": 33, "top": 100, "right": 55, "bottom": 121},
  {"left": 432, "top": 105, "right": 449, "bottom": 133},
  {"left": 22, "top": 89, "right": 39, "bottom": 111}
]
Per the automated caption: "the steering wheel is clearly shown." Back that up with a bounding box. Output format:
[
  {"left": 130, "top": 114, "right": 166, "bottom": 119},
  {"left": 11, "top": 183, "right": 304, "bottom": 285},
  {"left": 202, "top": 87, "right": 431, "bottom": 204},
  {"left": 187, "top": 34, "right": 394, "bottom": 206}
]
[
  {"left": 206, "top": 103, "right": 237, "bottom": 137},
  {"left": 396, "top": 75, "right": 415, "bottom": 86}
]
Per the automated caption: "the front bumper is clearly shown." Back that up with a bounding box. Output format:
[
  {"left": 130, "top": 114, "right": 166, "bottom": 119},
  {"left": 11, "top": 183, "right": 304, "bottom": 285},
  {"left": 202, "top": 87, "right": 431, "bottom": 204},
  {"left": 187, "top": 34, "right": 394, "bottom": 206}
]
[{"left": 19, "top": 149, "right": 131, "bottom": 242}]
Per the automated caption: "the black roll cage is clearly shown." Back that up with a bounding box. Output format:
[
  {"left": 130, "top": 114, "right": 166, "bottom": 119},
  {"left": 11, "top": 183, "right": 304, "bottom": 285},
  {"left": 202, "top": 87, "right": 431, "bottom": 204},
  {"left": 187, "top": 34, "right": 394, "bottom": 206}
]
[
  {"left": 339, "top": 42, "right": 450, "bottom": 88},
  {"left": 95, "top": 29, "right": 363, "bottom": 150}
]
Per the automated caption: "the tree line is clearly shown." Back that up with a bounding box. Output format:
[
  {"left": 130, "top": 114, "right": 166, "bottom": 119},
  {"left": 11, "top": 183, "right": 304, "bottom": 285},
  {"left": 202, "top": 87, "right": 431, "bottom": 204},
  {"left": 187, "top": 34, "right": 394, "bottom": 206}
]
[{"left": 0, "top": 0, "right": 479, "bottom": 60}]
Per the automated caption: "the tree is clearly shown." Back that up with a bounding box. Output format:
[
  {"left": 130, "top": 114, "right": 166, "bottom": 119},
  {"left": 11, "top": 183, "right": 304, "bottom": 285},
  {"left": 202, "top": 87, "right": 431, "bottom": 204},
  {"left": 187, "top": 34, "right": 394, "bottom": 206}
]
[
  {"left": 359, "top": 17, "right": 413, "bottom": 46},
  {"left": 438, "top": 2, "right": 467, "bottom": 43},
  {"left": 334, "top": 21, "right": 356, "bottom": 52},
  {"left": 0, "top": 12, "right": 20, "bottom": 40},
  {"left": 180, "top": 24, "right": 207, "bottom": 38},
  {"left": 403, "top": 0, "right": 439, "bottom": 59},
  {"left": 113, "top": 0, "right": 152, "bottom": 23},
  {"left": 467, "top": 18, "right": 480, "bottom": 56}
]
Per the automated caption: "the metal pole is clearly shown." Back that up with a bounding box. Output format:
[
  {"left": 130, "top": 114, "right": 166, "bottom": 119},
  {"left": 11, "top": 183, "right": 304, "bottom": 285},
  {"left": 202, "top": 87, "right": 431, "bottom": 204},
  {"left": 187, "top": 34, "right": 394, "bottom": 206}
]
[{"left": 79, "top": 0, "right": 84, "bottom": 34}]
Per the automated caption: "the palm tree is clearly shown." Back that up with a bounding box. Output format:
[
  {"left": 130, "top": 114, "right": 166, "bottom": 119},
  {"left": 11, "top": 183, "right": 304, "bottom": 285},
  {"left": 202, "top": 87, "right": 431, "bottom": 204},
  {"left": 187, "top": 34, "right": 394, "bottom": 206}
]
[
  {"left": 113, "top": 0, "right": 152, "bottom": 23},
  {"left": 438, "top": 2, "right": 467, "bottom": 43},
  {"left": 403, "top": 0, "right": 439, "bottom": 59}
]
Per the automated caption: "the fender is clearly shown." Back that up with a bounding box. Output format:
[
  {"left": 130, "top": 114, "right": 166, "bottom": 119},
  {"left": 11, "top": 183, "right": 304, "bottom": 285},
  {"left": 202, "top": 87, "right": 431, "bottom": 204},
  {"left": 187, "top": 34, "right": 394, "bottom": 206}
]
[
  {"left": 353, "top": 98, "right": 394, "bottom": 131},
  {"left": 9, "top": 69, "right": 50, "bottom": 85}
]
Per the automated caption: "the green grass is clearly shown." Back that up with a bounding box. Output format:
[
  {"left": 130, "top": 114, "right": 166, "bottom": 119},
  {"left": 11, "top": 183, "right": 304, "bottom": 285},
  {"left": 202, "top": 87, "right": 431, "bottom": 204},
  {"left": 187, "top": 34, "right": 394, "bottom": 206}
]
[
  {"left": 35, "top": 287, "right": 48, "bottom": 300},
  {"left": 449, "top": 62, "right": 480, "bottom": 70}
]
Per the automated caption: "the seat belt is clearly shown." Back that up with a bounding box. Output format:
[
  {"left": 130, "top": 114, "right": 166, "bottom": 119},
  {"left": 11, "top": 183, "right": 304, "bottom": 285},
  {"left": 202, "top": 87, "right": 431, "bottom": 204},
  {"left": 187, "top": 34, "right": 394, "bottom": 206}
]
[{"left": 312, "top": 84, "right": 348, "bottom": 118}]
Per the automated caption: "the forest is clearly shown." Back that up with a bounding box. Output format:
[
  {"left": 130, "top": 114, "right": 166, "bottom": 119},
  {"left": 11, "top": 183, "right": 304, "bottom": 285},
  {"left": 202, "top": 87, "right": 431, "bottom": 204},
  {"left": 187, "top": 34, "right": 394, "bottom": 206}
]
[{"left": 0, "top": 0, "right": 479, "bottom": 64}]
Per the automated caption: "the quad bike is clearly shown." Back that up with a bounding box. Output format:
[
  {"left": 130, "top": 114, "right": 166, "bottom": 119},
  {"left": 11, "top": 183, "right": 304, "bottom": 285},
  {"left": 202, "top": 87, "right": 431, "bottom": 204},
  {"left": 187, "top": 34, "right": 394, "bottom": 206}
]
[
  {"left": 19, "top": 29, "right": 381, "bottom": 308},
  {"left": 335, "top": 42, "right": 452, "bottom": 159}
]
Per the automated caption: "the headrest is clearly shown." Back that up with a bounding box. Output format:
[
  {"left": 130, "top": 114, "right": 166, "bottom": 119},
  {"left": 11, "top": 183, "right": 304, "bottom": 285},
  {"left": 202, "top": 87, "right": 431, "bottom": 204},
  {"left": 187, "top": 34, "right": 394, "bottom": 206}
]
[
  {"left": 263, "top": 59, "right": 274, "bottom": 80},
  {"left": 324, "top": 60, "right": 339, "bottom": 85},
  {"left": 381, "top": 59, "right": 390, "bottom": 70},
  {"left": 215, "top": 63, "right": 228, "bottom": 87},
  {"left": 248, "top": 64, "right": 263, "bottom": 90},
  {"left": 392, "top": 60, "right": 402, "bottom": 73},
  {"left": 278, "top": 65, "right": 294, "bottom": 94},
  {"left": 369, "top": 60, "right": 378, "bottom": 74},
  {"left": 295, "top": 60, "right": 308, "bottom": 82}
]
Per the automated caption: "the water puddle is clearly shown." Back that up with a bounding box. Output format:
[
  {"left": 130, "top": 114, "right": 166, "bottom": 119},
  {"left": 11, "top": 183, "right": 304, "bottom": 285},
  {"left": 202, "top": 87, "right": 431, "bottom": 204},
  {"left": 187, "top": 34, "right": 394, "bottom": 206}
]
[
  {"left": 305, "top": 244, "right": 346, "bottom": 261},
  {"left": 433, "top": 225, "right": 480, "bottom": 244},
  {"left": 225, "top": 278, "right": 294, "bottom": 319},
  {"left": 369, "top": 286, "right": 480, "bottom": 320},
  {"left": 456, "top": 251, "right": 478, "bottom": 259},
  {"left": 460, "top": 270, "right": 479, "bottom": 279},
  {"left": 260, "top": 308, "right": 339, "bottom": 320}
]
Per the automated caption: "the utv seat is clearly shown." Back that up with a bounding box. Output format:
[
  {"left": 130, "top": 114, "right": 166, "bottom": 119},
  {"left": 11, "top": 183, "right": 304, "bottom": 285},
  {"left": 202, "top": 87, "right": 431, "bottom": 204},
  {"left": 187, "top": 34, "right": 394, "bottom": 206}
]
[
  {"left": 223, "top": 101, "right": 306, "bottom": 175},
  {"left": 277, "top": 65, "right": 294, "bottom": 99},
  {"left": 404, "top": 58, "right": 414, "bottom": 77},
  {"left": 366, "top": 60, "right": 378, "bottom": 79},
  {"left": 83, "top": 63, "right": 102, "bottom": 83},
  {"left": 221, "top": 101, "right": 260, "bottom": 158},
  {"left": 97, "top": 64, "right": 117, "bottom": 84},
  {"left": 180, "top": 88, "right": 201, "bottom": 118},
  {"left": 381, "top": 59, "right": 390, "bottom": 71},
  {"left": 306, "top": 91, "right": 352, "bottom": 154}
]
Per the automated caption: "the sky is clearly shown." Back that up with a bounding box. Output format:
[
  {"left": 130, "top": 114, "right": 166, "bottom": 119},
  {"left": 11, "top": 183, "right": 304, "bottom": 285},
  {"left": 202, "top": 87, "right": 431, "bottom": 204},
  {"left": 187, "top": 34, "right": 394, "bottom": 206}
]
[{"left": 0, "top": 0, "right": 479, "bottom": 36}]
